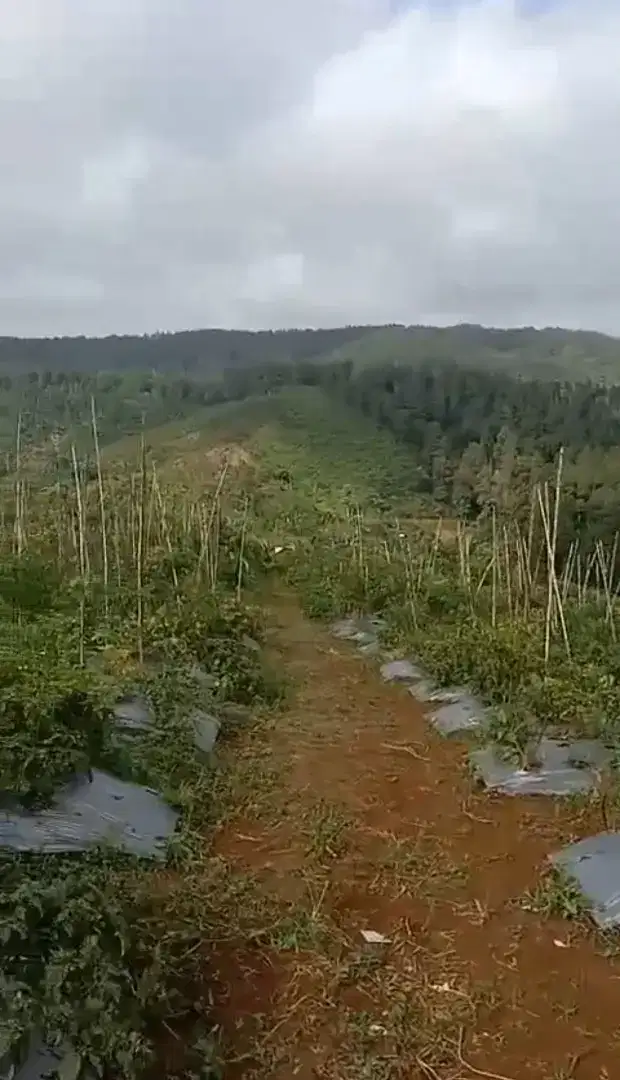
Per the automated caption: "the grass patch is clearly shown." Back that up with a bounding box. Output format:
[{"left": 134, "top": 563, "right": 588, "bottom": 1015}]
[
  {"left": 521, "top": 869, "right": 588, "bottom": 922},
  {"left": 374, "top": 833, "right": 470, "bottom": 903},
  {"left": 303, "top": 800, "right": 353, "bottom": 861}
]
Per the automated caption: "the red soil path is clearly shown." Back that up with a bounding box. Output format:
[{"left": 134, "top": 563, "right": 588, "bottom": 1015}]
[{"left": 207, "top": 596, "right": 619, "bottom": 1079}]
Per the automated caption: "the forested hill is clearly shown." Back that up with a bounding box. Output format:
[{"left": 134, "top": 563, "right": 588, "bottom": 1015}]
[
  {"left": 326, "top": 325, "right": 620, "bottom": 384},
  {"left": 0, "top": 326, "right": 379, "bottom": 376},
  {"left": 1, "top": 322, "right": 620, "bottom": 382}
]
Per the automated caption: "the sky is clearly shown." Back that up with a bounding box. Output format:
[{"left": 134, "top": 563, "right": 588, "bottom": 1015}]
[{"left": 0, "top": 0, "right": 618, "bottom": 337}]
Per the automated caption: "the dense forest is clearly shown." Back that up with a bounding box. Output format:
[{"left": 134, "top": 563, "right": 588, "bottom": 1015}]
[
  {"left": 180, "top": 356, "right": 620, "bottom": 560},
  {"left": 339, "top": 361, "right": 620, "bottom": 554},
  {"left": 2, "top": 322, "right": 620, "bottom": 381},
  {"left": 3, "top": 320, "right": 620, "bottom": 463},
  {"left": 4, "top": 348, "right": 620, "bottom": 564},
  {"left": 0, "top": 326, "right": 377, "bottom": 375},
  {"left": 332, "top": 324, "right": 620, "bottom": 383}
]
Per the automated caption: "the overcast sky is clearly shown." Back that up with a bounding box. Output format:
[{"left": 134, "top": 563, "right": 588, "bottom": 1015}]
[{"left": 0, "top": 0, "right": 618, "bottom": 337}]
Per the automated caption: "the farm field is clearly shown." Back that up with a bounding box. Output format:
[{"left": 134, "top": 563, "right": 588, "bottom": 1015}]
[{"left": 1, "top": 382, "right": 620, "bottom": 1079}]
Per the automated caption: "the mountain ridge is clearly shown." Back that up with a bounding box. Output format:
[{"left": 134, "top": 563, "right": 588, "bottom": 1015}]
[{"left": 1, "top": 322, "right": 620, "bottom": 382}]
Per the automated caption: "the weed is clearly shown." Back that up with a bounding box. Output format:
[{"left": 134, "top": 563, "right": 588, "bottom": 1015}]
[
  {"left": 304, "top": 800, "right": 352, "bottom": 861},
  {"left": 375, "top": 834, "right": 469, "bottom": 902},
  {"left": 266, "top": 908, "right": 331, "bottom": 953},
  {"left": 522, "top": 870, "right": 588, "bottom": 921}
]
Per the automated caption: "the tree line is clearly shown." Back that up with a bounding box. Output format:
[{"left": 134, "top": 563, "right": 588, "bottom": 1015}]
[
  {"left": 214, "top": 356, "right": 620, "bottom": 560},
  {"left": 4, "top": 350, "right": 620, "bottom": 561},
  {"left": 2, "top": 322, "right": 620, "bottom": 382},
  {"left": 0, "top": 326, "right": 377, "bottom": 375}
]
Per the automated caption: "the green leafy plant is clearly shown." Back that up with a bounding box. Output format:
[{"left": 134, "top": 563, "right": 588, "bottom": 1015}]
[{"left": 0, "top": 622, "right": 112, "bottom": 804}]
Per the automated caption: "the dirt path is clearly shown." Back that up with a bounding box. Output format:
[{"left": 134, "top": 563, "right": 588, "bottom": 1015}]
[{"left": 208, "top": 596, "right": 620, "bottom": 1079}]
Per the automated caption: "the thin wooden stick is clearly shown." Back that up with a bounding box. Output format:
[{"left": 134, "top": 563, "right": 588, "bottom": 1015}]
[
  {"left": 537, "top": 456, "right": 570, "bottom": 662},
  {"left": 70, "top": 443, "right": 87, "bottom": 667},
  {"left": 90, "top": 396, "right": 109, "bottom": 616},
  {"left": 14, "top": 411, "right": 23, "bottom": 556},
  {"left": 136, "top": 428, "right": 147, "bottom": 664}
]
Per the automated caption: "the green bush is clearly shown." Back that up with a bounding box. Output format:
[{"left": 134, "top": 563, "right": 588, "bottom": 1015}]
[
  {"left": 0, "top": 853, "right": 198, "bottom": 1079},
  {"left": 0, "top": 620, "right": 112, "bottom": 804},
  {"left": 143, "top": 592, "right": 281, "bottom": 705}
]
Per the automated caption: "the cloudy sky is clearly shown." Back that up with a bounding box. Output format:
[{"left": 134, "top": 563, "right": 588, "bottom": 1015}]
[{"left": 0, "top": 0, "right": 618, "bottom": 336}]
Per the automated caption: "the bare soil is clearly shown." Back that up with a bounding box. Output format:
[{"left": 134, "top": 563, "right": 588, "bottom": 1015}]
[{"left": 206, "top": 595, "right": 620, "bottom": 1079}]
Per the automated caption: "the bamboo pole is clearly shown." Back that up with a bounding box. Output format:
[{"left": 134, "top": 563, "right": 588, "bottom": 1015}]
[{"left": 90, "top": 396, "right": 109, "bottom": 616}]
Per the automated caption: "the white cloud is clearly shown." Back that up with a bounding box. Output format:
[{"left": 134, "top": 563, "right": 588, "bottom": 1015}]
[{"left": 0, "top": 0, "right": 618, "bottom": 334}]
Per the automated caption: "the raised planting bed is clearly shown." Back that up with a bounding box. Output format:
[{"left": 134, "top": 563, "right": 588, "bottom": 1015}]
[
  {"left": 470, "top": 738, "right": 610, "bottom": 797},
  {"left": 551, "top": 832, "right": 620, "bottom": 928}
]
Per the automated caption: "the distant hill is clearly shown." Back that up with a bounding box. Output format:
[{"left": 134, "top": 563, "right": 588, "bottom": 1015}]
[
  {"left": 325, "top": 324, "right": 620, "bottom": 383},
  {"left": 3, "top": 320, "right": 620, "bottom": 462},
  {"left": 0, "top": 326, "right": 381, "bottom": 376},
  {"left": 1, "top": 322, "right": 620, "bottom": 382},
  {"left": 101, "top": 384, "right": 425, "bottom": 520}
]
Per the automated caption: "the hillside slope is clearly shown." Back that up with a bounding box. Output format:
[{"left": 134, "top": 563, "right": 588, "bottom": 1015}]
[
  {"left": 2, "top": 322, "right": 620, "bottom": 382},
  {"left": 326, "top": 323, "right": 620, "bottom": 383},
  {"left": 102, "top": 386, "right": 424, "bottom": 521},
  {"left": 0, "top": 326, "right": 378, "bottom": 376}
]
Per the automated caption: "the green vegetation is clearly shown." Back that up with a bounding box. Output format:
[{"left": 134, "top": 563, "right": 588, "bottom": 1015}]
[
  {"left": 4, "top": 322, "right": 620, "bottom": 385},
  {"left": 0, "top": 426, "right": 283, "bottom": 1078},
  {"left": 325, "top": 322, "right": 620, "bottom": 383},
  {"left": 0, "top": 370, "right": 215, "bottom": 457},
  {"left": 191, "top": 358, "right": 620, "bottom": 558},
  {"left": 10, "top": 348, "right": 620, "bottom": 560},
  {"left": 289, "top": 499, "right": 620, "bottom": 765},
  {"left": 0, "top": 326, "right": 375, "bottom": 376},
  {"left": 6, "top": 320, "right": 620, "bottom": 1076},
  {"left": 195, "top": 387, "right": 423, "bottom": 513},
  {"left": 6, "top": 318, "right": 620, "bottom": 459}
]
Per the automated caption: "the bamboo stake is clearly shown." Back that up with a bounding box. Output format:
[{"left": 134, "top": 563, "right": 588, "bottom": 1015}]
[
  {"left": 491, "top": 506, "right": 497, "bottom": 628},
  {"left": 151, "top": 463, "right": 180, "bottom": 600},
  {"left": 560, "top": 540, "right": 576, "bottom": 602},
  {"left": 595, "top": 539, "right": 616, "bottom": 641},
  {"left": 136, "top": 430, "right": 146, "bottom": 664},
  {"left": 502, "top": 523, "right": 513, "bottom": 619},
  {"left": 236, "top": 496, "right": 249, "bottom": 602},
  {"left": 90, "top": 396, "right": 109, "bottom": 616},
  {"left": 525, "top": 485, "right": 536, "bottom": 586},
  {"left": 70, "top": 443, "right": 87, "bottom": 667},
  {"left": 537, "top": 453, "right": 570, "bottom": 662},
  {"left": 112, "top": 504, "right": 122, "bottom": 588},
  {"left": 14, "top": 412, "right": 23, "bottom": 556},
  {"left": 196, "top": 462, "right": 229, "bottom": 587}
]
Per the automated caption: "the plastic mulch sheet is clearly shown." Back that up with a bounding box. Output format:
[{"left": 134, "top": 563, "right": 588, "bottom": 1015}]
[
  {"left": 0, "top": 769, "right": 179, "bottom": 859},
  {"left": 428, "top": 691, "right": 488, "bottom": 736},
  {"left": 1, "top": 1039, "right": 91, "bottom": 1080},
  {"left": 188, "top": 663, "right": 219, "bottom": 690},
  {"left": 551, "top": 832, "right": 620, "bottom": 928},
  {"left": 470, "top": 738, "right": 610, "bottom": 796},
  {"left": 358, "top": 639, "right": 382, "bottom": 657},
  {"left": 358, "top": 615, "right": 386, "bottom": 634},
  {"left": 190, "top": 710, "right": 221, "bottom": 753},
  {"left": 380, "top": 659, "right": 425, "bottom": 684},
  {"left": 114, "top": 691, "right": 222, "bottom": 754},
  {"left": 113, "top": 694, "right": 154, "bottom": 733},
  {"left": 331, "top": 615, "right": 385, "bottom": 644},
  {"left": 332, "top": 617, "right": 487, "bottom": 739},
  {"left": 407, "top": 679, "right": 442, "bottom": 703},
  {"left": 407, "top": 681, "right": 471, "bottom": 706},
  {"left": 331, "top": 617, "right": 360, "bottom": 641}
]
